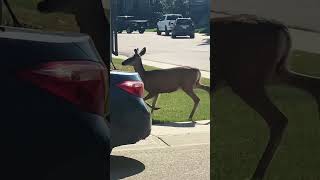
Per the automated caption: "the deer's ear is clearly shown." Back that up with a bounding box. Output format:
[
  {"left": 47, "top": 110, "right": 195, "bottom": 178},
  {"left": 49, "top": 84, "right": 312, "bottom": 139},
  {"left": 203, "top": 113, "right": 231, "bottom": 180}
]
[
  {"left": 134, "top": 48, "right": 138, "bottom": 54},
  {"left": 139, "top": 47, "right": 146, "bottom": 56}
]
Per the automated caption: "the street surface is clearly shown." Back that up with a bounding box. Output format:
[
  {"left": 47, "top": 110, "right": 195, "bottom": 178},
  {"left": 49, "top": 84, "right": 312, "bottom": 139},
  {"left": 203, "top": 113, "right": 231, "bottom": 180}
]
[
  {"left": 117, "top": 32, "right": 210, "bottom": 72},
  {"left": 111, "top": 121, "right": 210, "bottom": 180}
]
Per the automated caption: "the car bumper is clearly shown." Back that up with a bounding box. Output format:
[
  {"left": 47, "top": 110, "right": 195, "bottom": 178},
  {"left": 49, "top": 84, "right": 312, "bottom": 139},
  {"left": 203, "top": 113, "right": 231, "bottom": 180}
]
[
  {"left": 110, "top": 93, "right": 151, "bottom": 147},
  {"left": 172, "top": 29, "right": 194, "bottom": 36}
]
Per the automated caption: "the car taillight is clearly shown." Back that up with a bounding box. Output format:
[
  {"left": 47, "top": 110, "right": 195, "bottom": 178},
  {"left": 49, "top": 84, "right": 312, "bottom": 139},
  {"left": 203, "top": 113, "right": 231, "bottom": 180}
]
[
  {"left": 117, "top": 81, "right": 144, "bottom": 98},
  {"left": 17, "top": 61, "right": 108, "bottom": 116}
]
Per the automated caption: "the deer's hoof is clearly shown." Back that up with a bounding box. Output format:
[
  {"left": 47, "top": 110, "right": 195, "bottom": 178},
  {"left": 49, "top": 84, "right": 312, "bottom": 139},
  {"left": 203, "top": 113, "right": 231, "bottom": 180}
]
[{"left": 153, "top": 107, "right": 161, "bottom": 110}]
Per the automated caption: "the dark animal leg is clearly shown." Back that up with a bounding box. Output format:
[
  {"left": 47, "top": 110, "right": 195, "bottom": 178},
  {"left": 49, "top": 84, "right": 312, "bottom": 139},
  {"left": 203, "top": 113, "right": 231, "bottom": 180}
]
[
  {"left": 280, "top": 70, "right": 320, "bottom": 119},
  {"left": 151, "top": 94, "right": 160, "bottom": 114},
  {"left": 183, "top": 88, "right": 200, "bottom": 122},
  {"left": 231, "top": 85, "right": 288, "bottom": 180},
  {"left": 144, "top": 93, "right": 160, "bottom": 111},
  {"left": 111, "top": 60, "right": 117, "bottom": 70}
]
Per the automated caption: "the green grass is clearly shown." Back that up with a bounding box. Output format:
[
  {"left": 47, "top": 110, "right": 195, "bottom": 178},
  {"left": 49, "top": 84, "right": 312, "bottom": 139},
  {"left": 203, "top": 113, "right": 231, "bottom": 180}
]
[
  {"left": 195, "top": 27, "right": 209, "bottom": 34},
  {"left": 212, "top": 50, "right": 320, "bottom": 180},
  {"left": 145, "top": 28, "right": 157, "bottom": 32},
  {"left": 112, "top": 58, "right": 210, "bottom": 123}
]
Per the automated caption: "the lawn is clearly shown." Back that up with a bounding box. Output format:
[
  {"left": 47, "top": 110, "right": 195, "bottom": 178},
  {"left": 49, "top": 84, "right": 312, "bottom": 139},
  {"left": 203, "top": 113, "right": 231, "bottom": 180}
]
[
  {"left": 112, "top": 58, "right": 210, "bottom": 123},
  {"left": 212, "top": 50, "right": 320, "bottom": 180}
]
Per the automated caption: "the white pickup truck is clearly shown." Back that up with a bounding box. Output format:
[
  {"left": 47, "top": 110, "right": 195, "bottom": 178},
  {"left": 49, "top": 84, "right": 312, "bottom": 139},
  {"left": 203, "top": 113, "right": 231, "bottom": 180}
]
[{"left": 156, "top": 14, "right": 183, "bottom": 36}]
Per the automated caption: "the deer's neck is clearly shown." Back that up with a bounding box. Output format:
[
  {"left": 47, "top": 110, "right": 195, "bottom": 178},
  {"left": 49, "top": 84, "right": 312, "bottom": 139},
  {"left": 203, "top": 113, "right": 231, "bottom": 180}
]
[{"left": 133, "top": 61, "right": 146, "bottom": 79}]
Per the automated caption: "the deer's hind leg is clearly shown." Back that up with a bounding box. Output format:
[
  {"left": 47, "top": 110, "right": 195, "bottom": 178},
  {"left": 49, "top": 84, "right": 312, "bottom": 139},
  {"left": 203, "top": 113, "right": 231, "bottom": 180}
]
[
  {"left": 144, "top": 93, "right": 160, "bottom": 112},
  {"left": 182, "top": 88, "right": 200, "bottom": 122},
  {"left": 230, "top": 84, "right": 288, "bottom": 180},
  {"left": 150, "top": 94, "right": 160, "bottom": 114}
]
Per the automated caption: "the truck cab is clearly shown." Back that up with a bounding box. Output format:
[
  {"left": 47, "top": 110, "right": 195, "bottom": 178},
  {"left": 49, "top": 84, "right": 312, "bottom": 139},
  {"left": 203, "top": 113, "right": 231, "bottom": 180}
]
[{"left": 156, "top": 14, "right": 183, "bottom": 36}]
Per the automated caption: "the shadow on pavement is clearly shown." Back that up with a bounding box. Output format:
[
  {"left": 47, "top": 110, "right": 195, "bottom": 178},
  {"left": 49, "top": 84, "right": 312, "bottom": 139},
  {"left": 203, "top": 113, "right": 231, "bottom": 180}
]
[
  {"left": 153, "top": 119, "right": 210, "bottom": 127},
  {"left": 172, "top": 36, "right": 193, "bottom": 39},
  {"left": 110, "top": 155, "right": 145, "bottom": 180},
  {"left": 198, "top": 38, "right": 210, "bottom": 46},
  {"left": 152, "top": 120, "right": 196, "bottom": 127}
]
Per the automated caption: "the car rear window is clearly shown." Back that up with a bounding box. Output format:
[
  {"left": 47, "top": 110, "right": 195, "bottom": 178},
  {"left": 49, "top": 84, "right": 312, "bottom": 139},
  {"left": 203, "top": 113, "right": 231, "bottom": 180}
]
[
  {"left": 167, "top": 15, "right": 182, "bottom": 20},
  {"left": 177, "top": 19, "right": 192, "bottom": 25}
]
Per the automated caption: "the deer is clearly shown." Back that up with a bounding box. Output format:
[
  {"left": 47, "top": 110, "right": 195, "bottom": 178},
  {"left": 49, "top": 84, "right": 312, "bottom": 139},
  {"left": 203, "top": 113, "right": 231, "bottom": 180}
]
[
  {"left": 122, "top": 47, "right": 210, "bottom": 121},
  {"left": 211, "top": 14, "right": 320, "bottom": 180}
]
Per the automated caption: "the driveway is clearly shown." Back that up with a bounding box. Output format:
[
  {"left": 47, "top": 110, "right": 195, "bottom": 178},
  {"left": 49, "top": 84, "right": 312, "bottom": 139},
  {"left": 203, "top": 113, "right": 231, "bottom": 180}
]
[
  {"left": 117, "top": 32, "right": 210, "bottom": 72},
  {"left": 111, "top": 120, "right": 210, "bottom": 180}
]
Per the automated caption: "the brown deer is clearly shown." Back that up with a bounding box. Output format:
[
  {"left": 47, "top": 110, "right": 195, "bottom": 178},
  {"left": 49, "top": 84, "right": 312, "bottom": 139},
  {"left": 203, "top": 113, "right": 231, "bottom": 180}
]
[
  {"left": 122, "top": 47, "right": 210, "bottom": 121},
  {"left": 212, "top": 14, "right": 320, "bottom": 179}
]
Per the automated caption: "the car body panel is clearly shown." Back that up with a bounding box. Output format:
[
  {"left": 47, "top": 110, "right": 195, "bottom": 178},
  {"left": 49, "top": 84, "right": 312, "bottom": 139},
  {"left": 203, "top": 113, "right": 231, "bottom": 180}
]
[
  {"left": 110, "top": 71, "right": 151, "bottom": 148},
  {"left": 172, "top": 18, "right": 195, "bottom": 37},
  {"left": 0, "top": 26, "right": 109, "bottom": 179}
]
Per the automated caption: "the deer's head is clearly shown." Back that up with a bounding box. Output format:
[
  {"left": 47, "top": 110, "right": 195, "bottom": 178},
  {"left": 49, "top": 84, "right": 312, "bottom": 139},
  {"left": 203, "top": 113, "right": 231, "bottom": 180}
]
[{"left": 122, "top": 47, "right": 146, "bottom": 66}]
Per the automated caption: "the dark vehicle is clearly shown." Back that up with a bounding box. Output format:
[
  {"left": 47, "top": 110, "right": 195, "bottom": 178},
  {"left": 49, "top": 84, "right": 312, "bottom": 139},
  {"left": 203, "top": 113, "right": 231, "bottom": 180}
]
[
  {"left": 0, "top": 26, "right": 110, "bottom": 179},
  {"left": 0, "top": 0, "right": 110, "bottom": 179},
  {"left": 116, "top": 16, "right": 148, "bottom": 34},
  {"left": 171, "top": 18, "right": 195, "bottom": 39},
  {"left": 110, "top": 71, "right": 151, "bottom": 148}
]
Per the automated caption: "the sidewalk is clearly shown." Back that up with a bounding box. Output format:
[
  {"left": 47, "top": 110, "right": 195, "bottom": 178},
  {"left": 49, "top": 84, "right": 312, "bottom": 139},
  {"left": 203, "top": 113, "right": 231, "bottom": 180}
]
[
  {"left": 113, "top": 120, "right": 210, "bottom": 152},
  {"left": 112, "top": 55, "right": 210, "bottom": 79}
]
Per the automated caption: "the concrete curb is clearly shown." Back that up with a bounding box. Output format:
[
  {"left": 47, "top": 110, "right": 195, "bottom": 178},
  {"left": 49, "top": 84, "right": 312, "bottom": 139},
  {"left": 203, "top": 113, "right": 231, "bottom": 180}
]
[
  {"left": 112, "top": 120, "right": 210, "bottom": 152},
  {"left": 151, "top": 120, "right": 210, "bottom": 136}
]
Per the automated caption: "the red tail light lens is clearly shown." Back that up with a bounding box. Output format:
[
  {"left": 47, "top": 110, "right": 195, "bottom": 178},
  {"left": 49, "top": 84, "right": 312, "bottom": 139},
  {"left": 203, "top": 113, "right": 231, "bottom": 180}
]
[
  {"left": 17, "top": 61, "right": 108, "bottom": 116},
  {"left": 117, "top": 81, "right": 144, "bottom": 98}
]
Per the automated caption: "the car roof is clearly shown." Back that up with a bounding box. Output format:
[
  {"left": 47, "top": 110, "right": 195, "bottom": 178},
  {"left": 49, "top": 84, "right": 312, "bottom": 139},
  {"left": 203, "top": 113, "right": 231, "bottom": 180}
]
[
  {"left": 176, "top": 18, "right": 191, "bottom": 20},
  {"left": 165, "top": 14, "right": 183, "bottom": 16},
  {"left": 117, "top": 16, "right": 134, "bottom": 18}
]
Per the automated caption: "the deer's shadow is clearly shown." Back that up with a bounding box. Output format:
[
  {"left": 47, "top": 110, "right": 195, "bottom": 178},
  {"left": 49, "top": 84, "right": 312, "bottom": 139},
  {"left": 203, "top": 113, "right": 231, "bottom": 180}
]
[
  {"left": 110, "top": 155, "right": 145, "bottom": 180},
  {"left": 198, "top": 38, "right": 210, "bottom": 46},
  {"left": 152, "top": 119, "right": 209, "bottom": 127}
]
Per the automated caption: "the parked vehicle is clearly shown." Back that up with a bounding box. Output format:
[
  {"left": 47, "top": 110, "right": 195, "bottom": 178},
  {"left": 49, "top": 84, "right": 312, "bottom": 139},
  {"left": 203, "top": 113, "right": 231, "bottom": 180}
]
[
  {"left": 0, "top": 1, "right": 110, "bottom": 179},
  {"left": 157, "top": 14, "right": 183, "bottom": 36},
  {"left": 171, "top": 18, "right": 195, "bottom": 39},
  {"left": 116, "top": 15, "right": 148, "bottom": 34},
  {"left": 0, "top": 25, "right": 110, "bottom": 179},
  {"left": 110, "top": 71, "right": 151, "bottom": 148}
]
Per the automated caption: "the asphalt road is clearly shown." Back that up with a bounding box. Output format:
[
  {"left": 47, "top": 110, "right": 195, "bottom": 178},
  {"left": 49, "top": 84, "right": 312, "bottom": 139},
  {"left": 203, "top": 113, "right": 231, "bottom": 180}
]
[{"left": 117, "top": 32, "right": 210, "bottom": 72}]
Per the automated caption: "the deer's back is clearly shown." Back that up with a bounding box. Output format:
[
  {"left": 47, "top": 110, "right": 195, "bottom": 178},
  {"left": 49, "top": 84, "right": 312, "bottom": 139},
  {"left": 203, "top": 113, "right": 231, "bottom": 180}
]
[
  {"left": 211, "top": 15, "right": 291, "bottom": 86},
  {"left": 143, "top": 67, "right": 201, "bottom": 93}
]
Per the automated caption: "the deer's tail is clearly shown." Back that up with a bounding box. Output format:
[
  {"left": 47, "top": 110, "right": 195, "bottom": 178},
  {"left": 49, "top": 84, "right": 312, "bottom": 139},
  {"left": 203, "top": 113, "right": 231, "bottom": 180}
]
[
  {"left": 276, "top": 23, "right": 320, "bottom": 118},
  {"left": 195, "top": 70, "right": 210, "bottom": 93},
  {"left": 197, "top": 84, "right": 210, "bottom": 93},
  {"left": 280, "top": 70, "right": 320, "bottom": 119}
]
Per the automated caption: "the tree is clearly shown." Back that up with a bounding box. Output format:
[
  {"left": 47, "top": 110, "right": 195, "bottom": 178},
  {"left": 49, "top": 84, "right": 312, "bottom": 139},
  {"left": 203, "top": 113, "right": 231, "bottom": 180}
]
[{"left": 172, "top": 0, "right": 190, "bottom": 17}]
